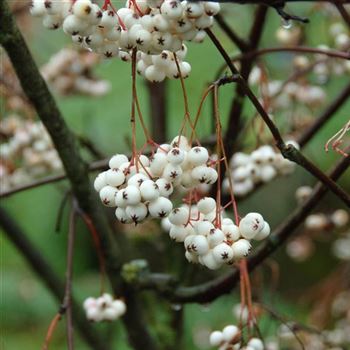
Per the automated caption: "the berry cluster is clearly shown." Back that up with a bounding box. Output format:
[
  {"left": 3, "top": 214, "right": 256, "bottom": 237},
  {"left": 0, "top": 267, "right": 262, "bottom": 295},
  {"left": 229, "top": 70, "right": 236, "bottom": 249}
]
[
  {"left": 94, "top": 136, "right": 218, "bottom": 224},
  {"left": 210, "top": 325, "right": 263, "bottom": 350},
  {"left": 30, "top": 0, "right": 220, "bottom": 81},
  {"left": 83, "top": 293, "right": 126, "bottom": 322},
  {"left": 249, "top": 66, "right": 326, "bottom": 110},
  {"left": 41, "top": 48, "right": 111, "bottom": 96},
  {"left": 223, "top": 144, "right": 298, "bottom": 197},
  {"left": 0, "top": 116, "right": 62, "bottom": 193},
  {"left": 163, "top": 209, "right": 270, "bottom": 270}
]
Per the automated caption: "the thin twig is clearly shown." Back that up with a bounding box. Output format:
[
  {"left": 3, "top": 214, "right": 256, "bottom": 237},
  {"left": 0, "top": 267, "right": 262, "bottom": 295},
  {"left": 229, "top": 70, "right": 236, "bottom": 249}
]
[
  {"left": 206, "top": 27, "right": 350, "bottom": 207},
  {"left": 215, "top": 14, "right": 249, "bottom": 51},
  {"left": 0, "top": 206, "right": 109, "bottom": 350}
]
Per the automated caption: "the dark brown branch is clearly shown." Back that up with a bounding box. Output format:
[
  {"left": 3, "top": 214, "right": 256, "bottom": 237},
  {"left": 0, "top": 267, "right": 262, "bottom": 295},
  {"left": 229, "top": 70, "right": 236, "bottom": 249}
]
[
  {"left": 214, "top": 14, "right": 249, "bottom": 51},
  {"left": 298, "top": 82, "right": 350, "bottom": 147},
  {"left": 0, "top": 4, "right": 158, "bottom": 349},
  {"left": 335, "top": 3, "right": 350, "bottom": 27},
  {"left": 231, "top": 46, "right": 350, "bottom": 61},
  {"left": 65, "top": 206, "right": 77, "bottom": 350},
  {"left": 0, "top": 205, "right": 109, "bottom": 350},
  {"left": 223, "top": 5, "right": 268, "bottom": 161},
  {"left": 206, "top": 27, "right": 350, "bottom": 207},
  {"left": 140, "top": 155, "right": 349, "bottom": 303},
  {"left": 147, "top": 80, "right": 167, "bottom": 143}
]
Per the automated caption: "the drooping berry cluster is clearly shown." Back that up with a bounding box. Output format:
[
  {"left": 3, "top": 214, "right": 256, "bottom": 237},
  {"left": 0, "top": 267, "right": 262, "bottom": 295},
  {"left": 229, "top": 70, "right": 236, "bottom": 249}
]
[
  {"left": 30, "top": 0, "right": 220, "bottom": 81},
  {"left": 163, "top": 209, "right": 271, "bottom": 270},
  {"left": 224, "top": 144, "right": 298, "bottom": 197},
  {"left": 83, "top": 293, "right": 126, "bottom": 322},
  {"left": 0, "top": 116, "right": 62, "bottom": 193},
  {"left": 94, "top": 136, "right": 218, "bottom": 224},
  {"left": 41, "top": 48, "right": 111, "bottom": 96},
  {"left": 210, "top": 324, "right": 264, "bottom": 350}
]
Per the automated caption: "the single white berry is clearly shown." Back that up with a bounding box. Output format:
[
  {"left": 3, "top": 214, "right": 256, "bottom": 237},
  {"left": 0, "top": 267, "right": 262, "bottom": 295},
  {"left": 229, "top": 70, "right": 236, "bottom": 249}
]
[
  {"left": 239, "top": 213, "right": 265, "bottom": 239},
  {"left": 126, "top": 203, "right": 148, "bottom": 223},
  {"left": 163, "top": 163, "right": 183, "bottom": 182},
  {"left": 109, "top": 154, "right": 129, "bottom": 169},
  {"left": 231, "top": 239, "right": 252, "bottom": 259},
  {"left": 222, "top": 224, "right": 240, "bottom": 242},
  {"left": 167, "top": 147, "right": 185, "bottom": 165},
  {"left": 197, "top": 197, "right": 216, "bottom": 215},
  {"left": 139, "top": 180, "right": 160, "bottom": 201},
  {"left": 99, "top": 186, "right": 118, "bottom": 207},
  {"left": 222, "top": 325, "right": 239, "bottom": 342},
  {"left": 86, "top": 306, "right": 103, "bottom": 322},
  {"left": 149, "top": 197, "right": 173, "bottom": 218},
  {"left": 213, "top": 243, "right": 234, "bottom": 263},
  {"left": 94, "top": 171, "right": 107, "bottom": 192},
  {"left": 200, "top": 251, "right": 222, "bottom": 270},
  {"left": 128, "top": 173, "right": 149, "bottom": 188},
  {"left": 254, "top": 221, "right": 270, "bottom": 241},
  {"left": 115, "top": 207, "right": 132, "bottom": 224},
  {"left": 161, "top": 0, "right": 183, "bottom": 19},
  {"left": 169, "top": 225, "right": 189, "bottom": 242},
  {"left": 187, "top": 146, "right": 209, "bottom": 166},
  {"left": 247, "top": 338, "right": 264, "bottom": 350},
  {"left": 207, "top": 228, "right": 225, "bottom": 248},
  {"left": 113, "top": 299, "right": 126, "bottom": 316},
  {"left": 331, "top": 209, "right": 349, "bottom": 228},
  {"left": 191, "top": 235, "right": 210, "bottom": 255},
  {"left": 168, "top": 207, "right": 189, "bottom": 226},
  {"left": 194, "top": 220, "right": 214, "bottom": 236},
  {"left": 83, "top": 297, "right": 96, "bottom": 310},
  {"left": 209, "top": 331, "right": 224, "bottom": 347},
  {"left": 155, "top": 178, "right": 173, "bottom": 197},
  {"left": 105, "top": 169, "right": 125, "bottom": 187}
]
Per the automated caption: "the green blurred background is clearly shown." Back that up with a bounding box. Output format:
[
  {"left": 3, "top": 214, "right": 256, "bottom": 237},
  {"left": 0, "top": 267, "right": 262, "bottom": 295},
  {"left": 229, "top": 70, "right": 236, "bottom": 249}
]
[{"left": 1, "top": 1, "right": 349, "bottom": 349}]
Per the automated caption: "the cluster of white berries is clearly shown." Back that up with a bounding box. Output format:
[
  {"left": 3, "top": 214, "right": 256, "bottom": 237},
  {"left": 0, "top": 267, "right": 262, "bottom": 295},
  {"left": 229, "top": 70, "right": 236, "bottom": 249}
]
[
  {"left": 0, "top": 116, "right": 62, "bottom": 193},
  {"left": 223, "top": 144, "right": 297, "bottom": 197},
  {"left": 83, "top": 293, "right": 126, "bottom": 322},
  {"left": 249, "top": 67, "right": 326, "bottom": 110},
  {"left": 304, "top": 209, "right": 349, "bottom": 231},
  {"left": 41, "top": 48, "right": 111, "bottom": 96},
  {"left": 210, "top": 325, "right": 263, "bottom": 350},
  {"left": 30, "top": 0, "right": 220, "bottom": 82},
  {"left": 94, "top": 135, "right": 218, "bottom": 224},
  {"left": 163, "top": 208, "right": 270, "bottom": 269}
]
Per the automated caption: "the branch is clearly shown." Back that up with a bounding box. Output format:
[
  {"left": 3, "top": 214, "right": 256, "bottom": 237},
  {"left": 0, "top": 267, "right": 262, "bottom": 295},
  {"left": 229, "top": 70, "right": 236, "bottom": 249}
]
[
  {"left": 298, "top": 82, "right": 350, "bottom": 147},
  {"left": 206, "top": 27, "right": 350, "bottom": 207},
  {"left": 0, "top": 205, "right": 109, "bottom": 350},
  {"left": 64, "top": 206, "right": 77, "bottom": 350},
  {"left": 214, "top": 14, "right": 249, "bottom": 51},
  {"left": 138, "top": 155, "right": 349, "bottom": 303},
  {"left": 147, "top": 80, "right": 167, "bottom": 143},
  {"left": 334, "top": 3, "right": 350, "bottom": 27},
  {"left": 0, "top": 4, "right": 158, "bottom": 349}
]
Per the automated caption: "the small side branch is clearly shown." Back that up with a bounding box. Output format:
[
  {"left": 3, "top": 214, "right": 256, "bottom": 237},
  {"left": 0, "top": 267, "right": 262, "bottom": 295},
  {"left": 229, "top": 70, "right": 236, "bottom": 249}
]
[{"left": 0, "top": 206, "right": 109, "bottom": 350}]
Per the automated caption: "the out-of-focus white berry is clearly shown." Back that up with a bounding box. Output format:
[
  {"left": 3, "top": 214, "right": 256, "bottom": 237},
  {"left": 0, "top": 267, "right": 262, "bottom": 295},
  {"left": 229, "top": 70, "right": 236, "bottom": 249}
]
[
  {"left": 305, "top": 214, "right": 328, "bottom": 230},
  {"left": 247, "top": 338, "right": 264, "bottom": 350},
  {"left": 222, "top": 325, "right": 239, "bottom": 342},
  {"left": 331, "top": 209, "right": 349, "bottom": 228},
  {"left": 210, "top": 331, "right": 224, "bottom": 347}
]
